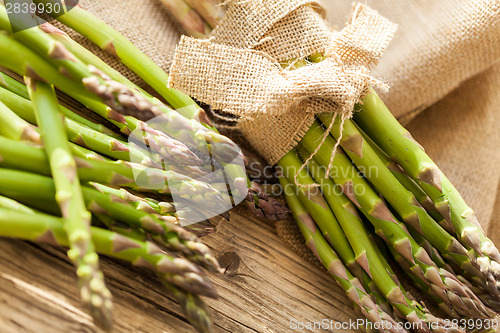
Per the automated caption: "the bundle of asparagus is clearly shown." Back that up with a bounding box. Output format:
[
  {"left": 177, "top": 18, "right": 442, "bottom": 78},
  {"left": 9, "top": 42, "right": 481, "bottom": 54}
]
[
  {"left": 160, "top": 0, "right": 500, "bottom": 332},
  {"left": 0, "top": 1, "right": 288, "bottom": 332}
]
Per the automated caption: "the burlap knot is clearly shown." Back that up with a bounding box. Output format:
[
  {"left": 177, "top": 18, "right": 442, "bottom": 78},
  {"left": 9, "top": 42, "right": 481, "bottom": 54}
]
[{"left": 168, "top": 0, "right": 397, "bottom": 166}]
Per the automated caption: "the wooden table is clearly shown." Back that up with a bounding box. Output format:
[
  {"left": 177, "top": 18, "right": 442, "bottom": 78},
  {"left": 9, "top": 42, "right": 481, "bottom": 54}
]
[{"left": 0, "top": 208, "right": 359, "bottom": 333}]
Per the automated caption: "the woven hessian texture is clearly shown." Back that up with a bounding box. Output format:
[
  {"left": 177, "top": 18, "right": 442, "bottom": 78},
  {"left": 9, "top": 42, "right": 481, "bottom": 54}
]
[{"left": 169, "top": 1, "right": 396, "bottom": 164}]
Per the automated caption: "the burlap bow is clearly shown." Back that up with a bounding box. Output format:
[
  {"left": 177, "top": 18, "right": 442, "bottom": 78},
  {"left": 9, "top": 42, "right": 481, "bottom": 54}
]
[{"left": 168, "top": 0, "right": 396, "bottom": 165}]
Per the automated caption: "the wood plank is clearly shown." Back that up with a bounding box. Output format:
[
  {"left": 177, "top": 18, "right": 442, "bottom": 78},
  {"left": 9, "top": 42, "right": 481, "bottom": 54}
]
[{"left": 0, "top": 209, "right": 358, "bottom": 333}]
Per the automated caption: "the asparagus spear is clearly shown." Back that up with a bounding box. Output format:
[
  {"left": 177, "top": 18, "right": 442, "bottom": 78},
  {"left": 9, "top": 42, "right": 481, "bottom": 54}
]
[
  {"left": 157, "top": 0, "right": 500, "bottom": 322},
  {"left": 0, "top": 198, "right": 216, "bottom": 332},
  {"left": 0, "top": 5, "right": 154, "bottom": 119},
  {"left": 36, "top": 22, "right": 214, "bottom": 165},
  {"left": 0, "top": 131, "right": 228, "bottom": 214},
  {"left": 0, "top": 206, "right": 217, "bottom": 298},
  {"left": 0, "top": 21, "right": 219, "bottom": 170},
  {"left": 37, "top": 21, "right": 212, "bottom": 129},
  {"left": 354, "top": 91, "right": 500, "bottom": 298},
  {"left": 387, "top": 243, "right": 461, "bottom": 319},
  {"left": 279, "top": 150, "right": 444, "bottom": 330},
  {"left": 0, "top": 97, "right": 112, "bottom": 165},
  {"left": 32, "top": 0, "right": 201, "bottom": 112},
  {"left": 90, "top": 183, "right": 217, "bottom": 236},
  {"left": 160, "top": 0, "right": 212, "bottom": 38},
  {"left": 0, "top": 167, "right": 221, "bottom": 273},
  {"left": 295, "top": 146, "right": 405, "bottom": 281},
  {"left": 0, "top": 92, "right": 110, "bottom": 165},
  {"left": 317, "top": 113, "right": 484, "bottom": 284},
  {"left": 0, "top": 71, "right": 119, "bottom": 137},
  {"left": 70, "top": 144, "right": 111, "bottom": 162},
  {"left": 0, "top": 31, "right": 130, "bottom": 142},
  {"left": 165, "top": 284, "right": 214, "bottom": 333},
  {"left": 403, "top": 225, "right": 499, "bottom": 313},
  {"left": 299, "top": 121, "right": 494, "bottom": 319},
  {"left": 295, "top": 147, "right": 404, "bottom": 317},
  {"left": 37, "top": 23, "right": 153, "bottom": 99},
  {"left": 1, "top": 6, "right": 241, "bottom": 166},
  {"left": 245, "top": 181, "right": 289, "bottom": 221},
  {"left": 25, "top": 77, "right": 113, "bottom": 328},
  {"left": 277, "top": 155, "right": 357, "bottom": 267},
  {"left": 0, "top": 6, "right": 219, "bottom": 331},
  {"left": 39, "top": 23, "right": 215, "bottom": 166},
  {"left": 0, "top": 133, "right": 227, "bottom": 222},
  {"left": 0, "top": 81, "right": 228, "bottom": 217},
  {"left": 351, "top": 122, "right": 454, "bottom": 233},
  {"left": 0, "top": 71, "right": 30, "bottom": 97},
  {"left": 276, "top": 151, "right": 394, "bottom": 319},
  {"left": 93, "top": 213, "right": 149, "bottom": 243},
  {"left": 0, "top": 11, "right": 207, "bottom": 165},
  {"left": 0, "top": 99, "right": 40, "bottom": 143},
  {"left": 0, "top": 80, "right": 224, "bottom": 180},
  {"left": 89, "top": 183, "right": 174, "bottom": 215},
  {"left": 33, "top": 17, "right": 287, "bottom": 222},
  {"left": 89, "top": 183, "right": 215, "bottom": 231},
  {"left": 183, "top": 0, "right": 226, "bottom": 28},
  {"left": 0, "top": 85, "right": 160, "bottom": 165},
  {"left": 0, "top": 194, "right": 39, "bottom": 214},
  {"left": 0, "top": 52, "right": 219, "bottom": 271},
  {"left": 278, "top": 176, "right": 405, "bottom": 333},
  {"left": 407, "top": 226, "right": 457, "bottom": 274}
]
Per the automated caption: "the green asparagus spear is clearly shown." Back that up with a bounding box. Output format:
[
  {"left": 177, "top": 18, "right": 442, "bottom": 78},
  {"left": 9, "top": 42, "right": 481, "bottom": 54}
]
[
  {"left": 25, "top": 77, "right": 113, "bottom": 328},
  {"left": 0, "top": 99, "right": 40, "bottom": 143},
  {"left": 89, "top": 183, "right": 173, "bottom": 215},
  {"left": 296, "top": 146, "right": 405, "bottom": 292},
  {"left": 0, "top": 71, "right": 119, "bottom": 136},
  {"left": 0, "top": 195, "right": 216, "bottom": 332},
  {"left": 0, "top": 21, "right": 216, "bottom": 169},
  {"left": 37, "top": 21, "right": 214, "bottom": 130},
  {"left": 0, "top": 167, "right": 221, "bottom": 273},
  {"left": 93, "top": 213, "right": 149, "bottom": 243},
  {"left": 279, "top": 150, "right": 438, "bottom": 329},
  {"left": 32, "top": 0, "right": 201, "bottom": 112},
  {"left": 0, "top": 80, "right": 228, "bottom": 217},
  {"left": 0, "top": 6, "right": 241, "bottom": 165},
  {"left": 0, "top": 85, "right": 160, "bottom": 164},
  {"left": 0, "top": 30, "right": 135, "bottom": 148},
  {"left": 31, "top": 17, "right": 286, "bottom": 221},
  {"left": 0, "top": 93, "right": 107, "bottom": 164},
  {"left": 0, "top": 80, "right": 225, "bottom": 180},
  {"left": 317, "top": 113, "right": 483, "bottom": 284},
  {"left": 352, "top": 122, "right": 453, "bottom": 233},
  {"left": 299, "top": 121, "right": 494, "bottom": 319},
  {"left": 245, "top": 180, "right": 290, "bottom": 221},
  {"left": 38, "top": 23, "right": 153, "bottom": 99},
  {"left": 35, "top": 23, "right": 285, "bottom": 222},
  {"left": 160, "top": 0, "right": 212, "bottom": 38},
  {"left": 354, "top": 90, "right": 500, "bottom": 298},
  {"left": 0, "top": 207, "right": 217, "bottom": 298},
  {"left": 0, "top": 133, "right": 227, "bottom": 217},
  {"left": 277, "top": 149, "right": 393, "bottom": 318},
  {"left": 386, "top": 243, "right": 461, "bottom": 319},
  {"left": 183, "top": 0, "right": 226, "bottom": 28},
  {"left": 0, "top": 194, "right": 38, "bottom": 214},
  {"left": 164, "top": 283, "right": 215, "bottom": 333},
  {"left": 279, "top": 176, "right": 404, "bottom": 333}
]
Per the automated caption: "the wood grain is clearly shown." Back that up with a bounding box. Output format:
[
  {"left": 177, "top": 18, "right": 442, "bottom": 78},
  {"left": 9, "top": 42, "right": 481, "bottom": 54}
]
[{"left": 0, "top": 209, "right": 358, "bottom": 333}]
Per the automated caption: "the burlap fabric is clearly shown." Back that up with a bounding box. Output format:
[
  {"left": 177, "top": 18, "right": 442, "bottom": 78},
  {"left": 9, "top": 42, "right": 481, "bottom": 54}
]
[
  {"left": 70, "top": 0, "right": 499, "bottom": 265},
  {"left": 168, "top": 1, "right": 396, "bottom": 164}
]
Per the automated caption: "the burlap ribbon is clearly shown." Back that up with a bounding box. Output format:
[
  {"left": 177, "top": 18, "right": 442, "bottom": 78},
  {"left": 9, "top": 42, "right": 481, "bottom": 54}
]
[{"left": 168, "top": 0, "right": 396, "bottom": 165}]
